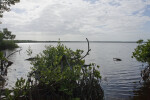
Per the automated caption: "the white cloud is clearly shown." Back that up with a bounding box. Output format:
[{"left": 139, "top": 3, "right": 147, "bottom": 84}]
[{"left": 0, "top": 0, "right": 150, "bottom": 41}]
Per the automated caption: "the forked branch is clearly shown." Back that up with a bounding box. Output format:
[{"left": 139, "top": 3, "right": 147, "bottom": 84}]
[{"left": 80, "top": 38, "right": 91, "bottom": 60}]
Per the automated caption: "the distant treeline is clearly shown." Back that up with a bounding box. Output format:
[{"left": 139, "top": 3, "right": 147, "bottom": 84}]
[{"left": 14, "top": 40, "right": 138, "bottom": 43}]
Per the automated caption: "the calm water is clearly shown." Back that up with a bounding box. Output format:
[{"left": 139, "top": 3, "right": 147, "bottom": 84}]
[{"left": 4, "top": 43, "right": 149, "bottom": 100}]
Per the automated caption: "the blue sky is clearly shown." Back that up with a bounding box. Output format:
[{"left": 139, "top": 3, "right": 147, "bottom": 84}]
[{"left": 0, "top": 0, "right": 150, "bottom": 41}]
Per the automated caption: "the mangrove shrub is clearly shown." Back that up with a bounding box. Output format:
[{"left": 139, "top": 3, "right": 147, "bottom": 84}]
[
  {"left": 2, "top": 42, "right": 104, "bottom": 100},
  {"left": 132, "top": 39, "right": 150, "bottom": 81}
]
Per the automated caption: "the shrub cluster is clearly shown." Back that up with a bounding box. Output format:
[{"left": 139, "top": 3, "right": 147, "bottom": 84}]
[
  {"left": 1, "top": 43, "right": 103, "bottom": 100},
  {"left": 0, "top": 40, "right": 18, "bottom": 50},
  {"left": 132, "top": 39, "right": 150, "bottom": 82}
]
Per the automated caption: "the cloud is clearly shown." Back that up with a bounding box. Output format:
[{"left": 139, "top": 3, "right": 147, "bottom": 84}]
[{"left": 0, "top": 0, "right": 150, "bottom": 41}]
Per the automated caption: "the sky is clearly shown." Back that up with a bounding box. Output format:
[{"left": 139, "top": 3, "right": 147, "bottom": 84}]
[{"left": 0, "top": 0, "right": 150, "bottom": 41}]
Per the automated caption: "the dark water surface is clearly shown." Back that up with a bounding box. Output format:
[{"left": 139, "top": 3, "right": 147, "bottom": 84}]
[{"left": 4, "top": 43, "right": 150, "bottom": 100}]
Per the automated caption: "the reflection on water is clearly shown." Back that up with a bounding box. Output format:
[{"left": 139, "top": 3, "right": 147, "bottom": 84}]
[
  {"left": 1, "top": 43, "right": 150, "bottom": 100},
  {"left": 133, "top": 81, "right": 150, "bottom": 100}
]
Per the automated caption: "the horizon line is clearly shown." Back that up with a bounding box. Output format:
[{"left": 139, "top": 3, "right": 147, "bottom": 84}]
[{"left": 14, "top": 40, "right": 140, "bottom": 43}]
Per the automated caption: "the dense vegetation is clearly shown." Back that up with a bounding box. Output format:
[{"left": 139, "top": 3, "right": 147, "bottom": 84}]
[
  {"left": 1, "top": 42, "right": 104, "bottom": 100},
  {"left": 132, "top": 39, "right": 150, "bottom": 65},
  {"left": 0, "top": 28, "right": 18, "bottom": 75},
  {"left": 0, "top": 0, "right": 19, "bottom": 90},
  {"left": 0, "top": 28, "right": 18, "bottom": 50},
  {"left": 132, "top": 39, "right": 150, "bottom": 82},
  {"left": 0, "top": 0, "right": 19, "bottom": 50}
]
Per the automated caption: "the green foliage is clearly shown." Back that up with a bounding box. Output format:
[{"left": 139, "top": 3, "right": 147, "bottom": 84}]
[
  {"left": 0, "top": 0, "right": 20, "bottom": 18},
  {"left": 29, "top": 43, "right": 103, "bottom": 98},
  {"left": 132, "top": 39, "right": 150, "bottom": 82},
  {"left": 2, "top": 42, "right": 103, "bottom": 100},
  {"left": 2, "top": 78, "right": 31, "bottom": 100},
  {"left": 0, "top": 28, "right": 16, "bottom": 40},
  {"left": 0, "top": 51, "right": 7, "bottom": 61},
  {"left": 136, "top": 39, "right": 144, "bottom": 44},
  {"left": 0, "top": 2, "right": 19, "bottom": 98},
  {"left": 0, "top": 33, "right": 3, "bottom": 42},
  {"left": 0, "top": 28, "right": 18, "bottom": 50},
  {"left": 0, "top": 52, "right": 3, "bottom": 59},
  {"left": 0, "top": 40, "right": 18, "bottom": 50},
  {"left": 132, "top": 39, "right": 150, "bottom": 65}
]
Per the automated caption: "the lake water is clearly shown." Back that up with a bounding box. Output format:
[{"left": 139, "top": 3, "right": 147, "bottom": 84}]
[{"left": 3, "top": 43, "right": 149, "bottom": 100}]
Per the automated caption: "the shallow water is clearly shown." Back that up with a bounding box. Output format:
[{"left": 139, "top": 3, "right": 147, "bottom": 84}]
[{"left": 3, "top": 43, "right": 149, "bottom": 100}]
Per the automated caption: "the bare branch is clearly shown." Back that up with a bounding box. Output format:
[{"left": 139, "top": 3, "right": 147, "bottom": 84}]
[
  {"left": 61, "top": 55, "right": 72, "bottom": 72},
  {"left": 80, "top": 38, "right": 91, "bottom": 60},
  {"left": 7, "top": 48, "right": 22, "bottom": 58}
]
